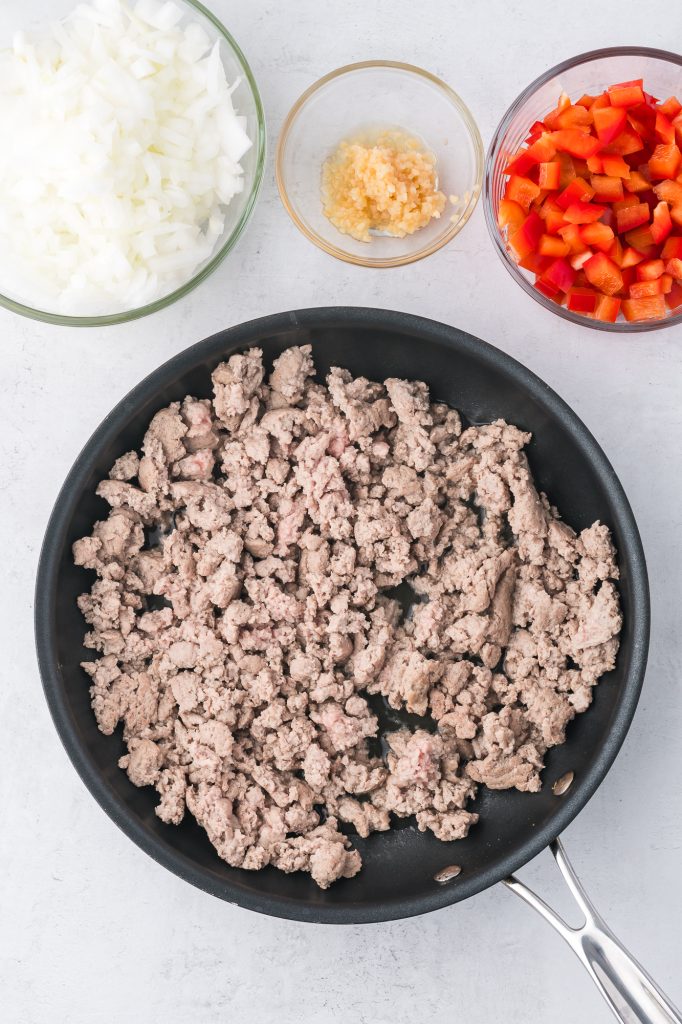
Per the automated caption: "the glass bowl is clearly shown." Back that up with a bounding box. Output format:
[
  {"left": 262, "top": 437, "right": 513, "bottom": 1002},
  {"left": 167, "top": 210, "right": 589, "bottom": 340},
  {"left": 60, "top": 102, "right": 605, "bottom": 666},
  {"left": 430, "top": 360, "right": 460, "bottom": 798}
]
[
  {"left": 0, "top": 0, "right": 266, "bottom": 327},
  {"left": 276, "top": 61, "right": 483, "bottom": 268},
  {"left": 484, "top": 47, "right": 682, "bottom": 333}
]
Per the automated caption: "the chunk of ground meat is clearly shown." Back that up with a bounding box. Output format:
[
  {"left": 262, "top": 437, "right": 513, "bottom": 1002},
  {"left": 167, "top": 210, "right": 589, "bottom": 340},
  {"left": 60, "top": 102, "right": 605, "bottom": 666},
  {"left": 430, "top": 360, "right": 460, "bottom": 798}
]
[{"left": 74, "top": 345, "right": 622, "bottom": 888}]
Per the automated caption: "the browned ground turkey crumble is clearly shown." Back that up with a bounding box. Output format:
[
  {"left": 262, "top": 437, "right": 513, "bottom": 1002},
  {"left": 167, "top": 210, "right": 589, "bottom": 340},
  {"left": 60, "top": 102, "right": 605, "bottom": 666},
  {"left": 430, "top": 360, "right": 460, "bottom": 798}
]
[{"left": 74, "top": 346, "right": 622, "bottom": 889}]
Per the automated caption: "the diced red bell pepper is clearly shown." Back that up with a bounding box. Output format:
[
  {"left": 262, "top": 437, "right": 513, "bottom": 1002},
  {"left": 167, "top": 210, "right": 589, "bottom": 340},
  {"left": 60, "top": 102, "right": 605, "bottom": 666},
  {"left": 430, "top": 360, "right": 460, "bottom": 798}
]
[
  {"left": 625, "top": 170, "right": 651, "bottom": 192},
  {"left": 608, "top": 237, "right": 624, "bottom": 265},
  {"left": 627, "top": 105, "right": 657, "bottom": 143},
  {"left": 650, "top": 201, "right": 673, "bottom": 243},
  {"left": 606, "top": 125, "right": 643, "bottom": 155},
  {"left": 590, "top": 174, "right": 624, "bottom": 202},
  {"left": 655, "top": 112, "right": 676, "bottom": 145},
  {"left": 567, "top": 286, "right": 598, "bottom": 313},
  {"left": 622, "top": 295, "right": 667, "bottom": 320},
  {"left": 534, "top": 277, "right": 561, "bottom": 300},
  {"left": 555, "top": 105, "right": 593, "bottom": 130},
  {"left": 564, "top": 201, "right": 607, "bottom": 224},
  {"left": 615, "top": 202, "right": 650, "bottom": 233},
  {"left": 526, "top": 120, "right": 546, "bottom": 142},
  {"left": 593, "top": 105, "right": 627, "bottom": 144},
  {"left": 553, "top": 152, "right": 577, "bottom": 189},
  {"left": 593, "top": 294, "right": 621, "bottom": 322},
  {"left": 609, "top": 80, "right": 645, "bottom": 107},
  {"left": 653, "top": 179, "right": 682, "bottom": 205},
  {"left": 541, "top": 257, "right": 576, "bottom": 292},
  {"left": 580, "top": 222, "right": 615, "bottom": 252},
  {"left": 570, "top": 249, "right": 593, "bottom": 270},
  {"left": 620, "top": 266, "right": 637, "bottom": 292},
  {"left": 624, "top": 225, "right": 656, "bottom": 255},
  {"left": 660, "top": 273, "right": 673, "bottom": 293},
  {"left": 587, "top": 155, "right": 603, "bottom": 173},
  {"left": 602, "top": 153, "right": 631, "bottom": 178},
  {"left": 527, "top": 135, "right": 558, "bottom": 162},
  {"left": 505, "top": 174, "right": 542, "bottom": 212},
  {"left": 658, "top": 97, "right": 682, "bottom": 121},
  {"left": 556, "top": 176, "right": 595, "bottom": 209},
  {"left": 550, "top": 130, "right": 602, "bottom": 159},
  {"left": 666, "top": 282, "right": 682, "bottom": 309},
  {"left": 591, "top": 92, "right": 611, "bottom": 110},
  {"left": 538, "top": 234, "right": 570, "bottom": 257},
  {"left": 559, "top": 223, "right": 588, "bottom": 254},
  {"left": 497, "top": 198, "right": 527, "bottom": 234},
  {"left": 630, "top": 279, "right": 664, "bottom": 298},
  {"left": 577, "top": 93, "right": 598, "bottom": 109},
  {"left": 584, "top": 252, "right": 624, "bottom": 295},
  {"left": 504, "top": 149, "right": 536, "bottom": 176},
  {"left": 509, "top": 211, "right": 544, "bottom": 260},
  {"left": 636, "top": 258, "right": 665, "bottom": 280},
  {"left": 541, "top": 197, "right": 569, "bottom": 234},
  {"left": 613, "top": 193, "right": 640, "bottom": 211},
  {"left": 621, "top": 246, "right": 645, "bottom": 268},
  {"left": 537, "top": 161, "right": 561, "bottom": 190},
  {"left": 661, "top": 236, "right": 682, "bottom": 260},
  {"left": 671, "top": 205, "right": 682, "bottom": 228},
  {"left": 648, "top": 143, "right": 682, "bottom": 180},
  {"left": 666, "top": 257, "right": 682, "bottom": 281}
]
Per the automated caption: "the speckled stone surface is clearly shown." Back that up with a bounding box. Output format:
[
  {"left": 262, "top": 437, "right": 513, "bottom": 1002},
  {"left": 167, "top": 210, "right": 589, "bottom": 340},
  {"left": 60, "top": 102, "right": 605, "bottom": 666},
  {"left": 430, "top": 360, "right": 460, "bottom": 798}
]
[{"left": 1, "top": 1, "right": 681, "bottom": 1021}]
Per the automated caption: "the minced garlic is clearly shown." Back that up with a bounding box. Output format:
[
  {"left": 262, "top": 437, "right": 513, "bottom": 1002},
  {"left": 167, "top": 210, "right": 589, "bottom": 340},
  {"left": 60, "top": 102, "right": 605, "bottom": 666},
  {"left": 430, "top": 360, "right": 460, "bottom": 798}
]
[{"left": 321, "top": 131, "right": 447, "bottom": 242}]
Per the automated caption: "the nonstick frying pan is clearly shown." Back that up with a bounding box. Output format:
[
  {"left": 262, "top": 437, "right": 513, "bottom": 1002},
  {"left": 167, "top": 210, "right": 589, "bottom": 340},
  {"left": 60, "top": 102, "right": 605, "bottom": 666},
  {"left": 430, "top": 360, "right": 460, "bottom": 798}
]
[{"left": 35, "top": 308, "right": 679, "bottom": 1023}]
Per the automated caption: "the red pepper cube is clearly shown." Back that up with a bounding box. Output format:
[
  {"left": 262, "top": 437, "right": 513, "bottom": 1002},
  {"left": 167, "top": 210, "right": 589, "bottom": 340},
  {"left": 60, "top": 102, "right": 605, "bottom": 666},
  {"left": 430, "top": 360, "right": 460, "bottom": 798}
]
[
  {"left": 497, "top": 199, "right": 526, "bottom": 234},
  {"left": 650, "top": 201, "right": 673, "bottom": 244},
  {"left": 505, "top": 174, "right": 542, "bottom": 212},
  {"left": 666, "top": 257, "right": 682, "bottom": 281},
  {"left": 590, "top": 174, "right": 624, "bottom": 202},
  {"left": 660, "top": 273, "right": 673, "bottom": 294},
  {"left": 563, "top": 201, "right": 607, "bottom": 224},
  {"left": 584, "top": 252, "right": 624, "bottom": 295},
  {"left": 661, "top": 236, "right": 682, "bottom": 260},
  {"left": 622, "top": 295, "right": 667, "bottom": 320},
  {"left": 555, "top": 105, "right": 593, "bottom": 130},
  {"left": 608, "top": 237, "right": 624, "bottom": 266},
  {"left": 649, "top": 143, "right": 682, "bottom": 180},
  {"left": 601, "top": 153, "right": 631, "bottom": 178},
  {"left": 504, "top": 149, "right": 536, "bottom": 176},
  {"left": 671, "top": 205, "right": 682, "bottom": 228},
  {"left": 580, "top": 222, "right": 615, "bottom": 252},
  {"left": 607, "top": 126, "right": 644, "bottom": 155},
  {"left": 666, "top": 281, "right": 682, "bottom": 309},
  {"left": 657, "top": 97, "right": 682, "bottom": 120},
  {"left": 567, "top": 286, "right": 598, "bottom": 313},
  {"left": 625, "top": 170, "right": 651, "bottom": 193},
  {"left": 609, "top": 81, "right": 645, "bottom": 107},
  {"left": 655, "top": 112, "right": 676, "bottom": 145},
  {"left": 653, "top": 179, "right": 682, "bottom": 205},
  {"left": 541, "top": 257, "right": 576, "bottom": 293},
  {"left": 636, "top": 258, "right": 665, "bottom": 281},
  {"left": 534, "top": 277, "right": 562, "bottom": 300},
  {"left": 621, "top": 246, "right": 645, "bottom": 268},
  {"left": 538, "top": 234, "right": 570, "bottom": 258},
  {"left": 630, "top": 279, "right": 664, "bottom": 298},
  {"left": 570, "top": 249, "right": 593, "bottom": 271},
  {"left": 556, "top": 176, "right": 595, "bottom": 210},
  {"left": 509, "top": 211, "right": 544, "bottom": 260},
  {"left": 538, "top": 161, "right": 561, "bottom": 190},
  {"left": 615, "top": 202, "right": 650, "bottom": 233},
  {"left": 550, "top": 130, "right": 602, "bottom": 160},
  {"left": 559, "top": 223, "right": 588, "bottom": 254},
  {"left": 593, "top": 294, "right": 621, "bottom": 322},
  {"left": 593, "top": 105, "right": 627, "bottom": 144}
]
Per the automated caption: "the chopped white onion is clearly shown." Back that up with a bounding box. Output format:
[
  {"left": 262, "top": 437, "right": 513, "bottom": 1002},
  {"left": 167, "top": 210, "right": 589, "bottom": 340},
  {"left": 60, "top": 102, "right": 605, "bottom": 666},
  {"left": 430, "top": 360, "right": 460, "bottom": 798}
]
[{"left": 0, "top": 0, "right": 253, "bottom": 316}]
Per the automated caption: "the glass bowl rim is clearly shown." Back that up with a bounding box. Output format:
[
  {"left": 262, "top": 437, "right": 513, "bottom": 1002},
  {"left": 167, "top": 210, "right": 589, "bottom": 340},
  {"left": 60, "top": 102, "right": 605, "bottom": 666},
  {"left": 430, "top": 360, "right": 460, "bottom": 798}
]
[
  {"left": 0, "top": 0, "right": 267, "bottom": 328},
  {"left": 483, "top": 45, "right": 682, "bottom": 333},
  {"left": 275, "top": 59, "right": 484, "bottom": 269}
]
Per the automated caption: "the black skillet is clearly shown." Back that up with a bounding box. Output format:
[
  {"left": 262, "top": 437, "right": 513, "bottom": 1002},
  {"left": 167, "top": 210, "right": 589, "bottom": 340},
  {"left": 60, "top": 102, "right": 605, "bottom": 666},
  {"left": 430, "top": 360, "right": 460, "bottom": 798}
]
[{"left": 35, "top": 309, "right": 680, "bottom": 1023}]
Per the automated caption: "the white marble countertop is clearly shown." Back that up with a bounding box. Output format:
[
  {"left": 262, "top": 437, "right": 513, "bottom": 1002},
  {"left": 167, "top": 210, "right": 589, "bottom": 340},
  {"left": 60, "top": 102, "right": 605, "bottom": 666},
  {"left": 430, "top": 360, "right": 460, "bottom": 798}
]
[{"left": 2, "top": 1, "right": 681, "bottom": 1021}]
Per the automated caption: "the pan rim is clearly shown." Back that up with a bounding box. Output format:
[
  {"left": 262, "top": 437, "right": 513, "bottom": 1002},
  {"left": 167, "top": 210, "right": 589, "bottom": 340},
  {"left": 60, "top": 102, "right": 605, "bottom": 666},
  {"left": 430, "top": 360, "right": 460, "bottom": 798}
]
[{"left": 34, "top": 306, "right": 650, "bottom": 924}]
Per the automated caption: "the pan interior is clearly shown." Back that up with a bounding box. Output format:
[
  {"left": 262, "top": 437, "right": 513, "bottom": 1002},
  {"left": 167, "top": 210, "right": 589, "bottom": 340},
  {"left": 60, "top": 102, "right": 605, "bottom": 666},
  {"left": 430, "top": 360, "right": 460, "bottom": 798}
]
[{"left": 37, "top": 310, "right": 648, "bottom": 923}]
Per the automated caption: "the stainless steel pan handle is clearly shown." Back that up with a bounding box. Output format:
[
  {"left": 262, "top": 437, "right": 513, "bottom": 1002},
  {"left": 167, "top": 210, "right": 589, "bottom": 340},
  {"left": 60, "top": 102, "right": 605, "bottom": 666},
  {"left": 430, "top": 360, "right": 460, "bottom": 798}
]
[{"left": 505, "top": 839, "right": 681, "bottom": 1024}]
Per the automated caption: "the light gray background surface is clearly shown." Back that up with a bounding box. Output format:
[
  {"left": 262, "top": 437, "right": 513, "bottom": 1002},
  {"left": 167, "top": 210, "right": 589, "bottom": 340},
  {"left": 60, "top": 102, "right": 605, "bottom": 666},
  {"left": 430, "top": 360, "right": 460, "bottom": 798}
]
[{"left": 1, "top": 1, "right": 681, "bottom": 1022}]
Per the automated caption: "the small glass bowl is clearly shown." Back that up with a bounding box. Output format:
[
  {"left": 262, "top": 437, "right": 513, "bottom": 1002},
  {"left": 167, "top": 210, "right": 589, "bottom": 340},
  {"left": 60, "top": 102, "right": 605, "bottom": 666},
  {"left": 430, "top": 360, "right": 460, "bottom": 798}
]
[
  {"left": 484, "top": 47, "right": 682, "bottom": 332},
  {"left": 0, "top": 0, "right": 266, "bottom": 327},
  {"left": 276, "top": 61, "right": 483, "bottom": 268}
]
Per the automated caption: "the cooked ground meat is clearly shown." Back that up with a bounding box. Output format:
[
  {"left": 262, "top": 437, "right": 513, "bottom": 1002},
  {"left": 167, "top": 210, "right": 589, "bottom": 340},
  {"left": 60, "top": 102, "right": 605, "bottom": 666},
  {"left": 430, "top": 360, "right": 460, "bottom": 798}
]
[{"left": 74, "top": 346, "right": 622, "bottom": 889}]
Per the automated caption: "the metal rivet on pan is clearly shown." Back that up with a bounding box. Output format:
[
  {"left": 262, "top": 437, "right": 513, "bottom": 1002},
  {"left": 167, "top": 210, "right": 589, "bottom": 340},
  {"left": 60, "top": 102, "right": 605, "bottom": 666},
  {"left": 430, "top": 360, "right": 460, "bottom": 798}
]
[
  {"left": 434, "top": 864, "right": 462, "bottom": 883},
  {"left": 552, "top": 771, "right": 574, "bottom": 796}
]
